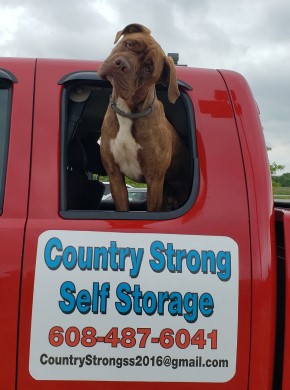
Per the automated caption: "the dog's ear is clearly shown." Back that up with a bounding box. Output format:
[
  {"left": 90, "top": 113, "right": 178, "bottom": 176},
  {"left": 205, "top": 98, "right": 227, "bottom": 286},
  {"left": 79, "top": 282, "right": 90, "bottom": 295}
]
[
  {"left": 161, "top": 56, "right": 180, "bottom": 104},
  {"left": 114, "top": 23, "right": 151, "bottom": 44}
]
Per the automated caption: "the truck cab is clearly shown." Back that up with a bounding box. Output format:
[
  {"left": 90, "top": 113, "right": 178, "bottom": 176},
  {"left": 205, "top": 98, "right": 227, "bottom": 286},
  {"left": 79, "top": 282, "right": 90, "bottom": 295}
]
[{"left": 0, "top": 57, "right": 286, "bottom": 389}]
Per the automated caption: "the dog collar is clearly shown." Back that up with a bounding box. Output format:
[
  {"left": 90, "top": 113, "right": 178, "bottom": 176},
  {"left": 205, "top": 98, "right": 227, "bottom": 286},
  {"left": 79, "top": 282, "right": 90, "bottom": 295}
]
[{"left": 109, "top": 92, "right": 156, "bottom": 119}]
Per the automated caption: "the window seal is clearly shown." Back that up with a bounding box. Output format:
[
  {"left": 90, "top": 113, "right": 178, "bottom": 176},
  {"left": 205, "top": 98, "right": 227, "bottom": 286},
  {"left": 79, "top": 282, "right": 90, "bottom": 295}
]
[
  {"left": 59, "top": 75, "right": 199, "bottom": 220},
  {"left": 0, "top": 68, "right": 18, "bottom": 83},
  {"left": 0, "top": 70, "right": 15, "bottom": 214},
  {"left": 58, "top": 70, "right": 192, "bottom": 91}
]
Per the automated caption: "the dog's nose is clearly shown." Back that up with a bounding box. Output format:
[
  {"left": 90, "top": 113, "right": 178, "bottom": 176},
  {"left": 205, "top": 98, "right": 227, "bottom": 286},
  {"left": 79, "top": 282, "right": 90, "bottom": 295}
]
[{"left": 114, "top": 57, "right": 130, "bottom": 73}]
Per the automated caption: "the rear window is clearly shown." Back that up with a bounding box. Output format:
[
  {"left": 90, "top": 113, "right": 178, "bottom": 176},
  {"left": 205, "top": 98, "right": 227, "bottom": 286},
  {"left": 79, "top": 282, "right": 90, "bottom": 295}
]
[
  {"left": 59, "top": 72, "right": 198, "bottom": 220},
  {"left": 0, "top": 70, "right": 14, "bottom": 214}
]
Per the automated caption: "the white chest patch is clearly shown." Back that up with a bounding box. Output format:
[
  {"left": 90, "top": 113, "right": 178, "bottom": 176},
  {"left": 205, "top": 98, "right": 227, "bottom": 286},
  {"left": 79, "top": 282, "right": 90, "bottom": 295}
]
[{"left": 110, "top": 98, "right": 142, "bottom": 181}]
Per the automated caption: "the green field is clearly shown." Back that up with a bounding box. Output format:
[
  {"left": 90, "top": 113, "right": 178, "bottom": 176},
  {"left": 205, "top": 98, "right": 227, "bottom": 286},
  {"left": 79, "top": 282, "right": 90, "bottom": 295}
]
[{"left": 273, "top": 186, "right": 290, "bottom": 199}]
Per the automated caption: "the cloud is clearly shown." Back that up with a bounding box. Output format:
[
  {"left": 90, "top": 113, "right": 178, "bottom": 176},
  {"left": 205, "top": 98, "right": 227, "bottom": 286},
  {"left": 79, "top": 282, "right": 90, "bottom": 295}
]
[
  {"left": 0, "top": 1, "right": 109, "bottom": 58},
  {"left": 0, "top": 0, "right": 289, "bottom": 171}
]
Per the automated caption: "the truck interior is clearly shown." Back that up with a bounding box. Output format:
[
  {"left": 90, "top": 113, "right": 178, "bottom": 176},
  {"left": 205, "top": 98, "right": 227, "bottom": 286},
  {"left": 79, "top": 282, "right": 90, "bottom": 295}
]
[
  {"left": 59, "top": 72, "right": 198, "bottom": 219},
  {"left": 273, "top": 201, "right": 290, "bottom": 388}
]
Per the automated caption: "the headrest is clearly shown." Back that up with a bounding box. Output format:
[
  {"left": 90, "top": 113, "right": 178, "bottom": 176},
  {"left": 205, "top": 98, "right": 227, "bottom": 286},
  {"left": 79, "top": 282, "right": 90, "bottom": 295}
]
[{"left": 69, "top": 86, "right": 91, "bottom": 102}]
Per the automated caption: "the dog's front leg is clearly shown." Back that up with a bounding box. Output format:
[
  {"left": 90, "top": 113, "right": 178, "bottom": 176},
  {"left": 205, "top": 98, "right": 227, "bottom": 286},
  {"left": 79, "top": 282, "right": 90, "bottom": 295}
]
[
  {"left": 146, "top": 179, "right": 165, "bottom": 212},
  {"left": 109, "top": 173, "right": 129, "bottom": 211}
]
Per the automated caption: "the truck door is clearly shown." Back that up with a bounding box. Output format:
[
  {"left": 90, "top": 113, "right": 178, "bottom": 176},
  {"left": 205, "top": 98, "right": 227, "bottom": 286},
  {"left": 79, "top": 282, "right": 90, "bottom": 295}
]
[
  {"left": 0, "top": 59, "right": 35, "bottom": 389},
  {"left": 18, "top": 60, "right": 252, "bottom": 389}
]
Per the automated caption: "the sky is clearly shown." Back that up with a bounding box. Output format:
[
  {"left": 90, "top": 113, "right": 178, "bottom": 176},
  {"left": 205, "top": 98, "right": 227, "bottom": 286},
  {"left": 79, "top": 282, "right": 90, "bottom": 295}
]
[{"left": 0, "top": 0, "right": 289, "bottom": 173}]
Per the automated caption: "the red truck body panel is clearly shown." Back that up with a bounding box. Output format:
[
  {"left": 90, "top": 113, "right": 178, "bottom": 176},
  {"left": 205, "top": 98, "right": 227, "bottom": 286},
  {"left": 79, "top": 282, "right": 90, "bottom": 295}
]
[
  {"left": 219, "top": 70, "right": 277, "bottom": 389},
  {"left": 0, "top": 58, "right": 277, "bottom": 389},
  {"left": 0, "top": 58, "right": 35, "bottom": 389}
]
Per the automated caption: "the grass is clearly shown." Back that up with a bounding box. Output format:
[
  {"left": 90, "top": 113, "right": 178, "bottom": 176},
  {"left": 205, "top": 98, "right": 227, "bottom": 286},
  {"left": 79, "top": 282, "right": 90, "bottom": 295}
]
[{"left": 273, "top": 186, "right": 290, "bottom": 199}]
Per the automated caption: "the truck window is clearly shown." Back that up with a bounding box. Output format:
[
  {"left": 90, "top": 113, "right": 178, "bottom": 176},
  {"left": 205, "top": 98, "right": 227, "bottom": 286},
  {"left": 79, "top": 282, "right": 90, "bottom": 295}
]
[
  {"left": 59, "top": 72, "right": 198, "bottom": 220},
  {"left": 0, "top": 76, "right": 13, "bottom": 214}
]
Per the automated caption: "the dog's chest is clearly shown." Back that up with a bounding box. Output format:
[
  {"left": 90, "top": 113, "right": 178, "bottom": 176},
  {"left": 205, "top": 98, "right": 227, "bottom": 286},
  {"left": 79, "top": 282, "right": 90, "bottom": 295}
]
[{"left": 110, "top": 100, "right": 142, "bottom": 181}]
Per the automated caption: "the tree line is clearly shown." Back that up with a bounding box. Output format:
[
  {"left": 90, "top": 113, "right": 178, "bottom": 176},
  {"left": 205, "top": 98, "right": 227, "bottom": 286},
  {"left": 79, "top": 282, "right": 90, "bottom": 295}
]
[
  {"left": 267, "top": 147, "right": 290, "bottom": 187},
  {"left": 272, "top": 173, "right": 290, "bottom": 187}
]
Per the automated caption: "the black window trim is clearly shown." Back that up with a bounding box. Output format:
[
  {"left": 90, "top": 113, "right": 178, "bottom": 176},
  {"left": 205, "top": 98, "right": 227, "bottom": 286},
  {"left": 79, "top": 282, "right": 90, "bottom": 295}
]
[
  {"left": 0, "top": 69, "right": 17, "bottom": 214},
  {"left": 0, "top": 68, "right": 18, "bottom": 83},
  {"left": 59, "top": 71, "right": 199, "bottom": 220}
]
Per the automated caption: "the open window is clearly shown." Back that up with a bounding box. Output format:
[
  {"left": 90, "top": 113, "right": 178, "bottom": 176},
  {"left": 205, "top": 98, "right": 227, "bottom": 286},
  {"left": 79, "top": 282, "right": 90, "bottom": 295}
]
[
  {"left": 0, "top": 69, "right": 15, "bottom": 214},
  {"left": 59, "top": 71, "right": 198, "bottom": 219}
]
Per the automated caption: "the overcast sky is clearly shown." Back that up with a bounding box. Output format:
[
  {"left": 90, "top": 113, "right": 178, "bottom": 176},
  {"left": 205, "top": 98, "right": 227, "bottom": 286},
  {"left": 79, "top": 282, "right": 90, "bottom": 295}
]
[{"left": 1, "top": 0, "right": 289, "bottom": 172}]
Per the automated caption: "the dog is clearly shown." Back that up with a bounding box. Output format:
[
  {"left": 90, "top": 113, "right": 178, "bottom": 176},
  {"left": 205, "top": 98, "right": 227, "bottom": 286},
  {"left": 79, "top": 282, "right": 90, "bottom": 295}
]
[{"left": 98, "top": 23, "right": 191, "bottom": 211}]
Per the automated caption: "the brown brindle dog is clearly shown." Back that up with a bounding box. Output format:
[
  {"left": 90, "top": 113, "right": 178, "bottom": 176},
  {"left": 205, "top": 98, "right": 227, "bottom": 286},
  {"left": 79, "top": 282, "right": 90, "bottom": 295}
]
[{"left": 98, "top": 23, "right": 191, "bottom": 211}]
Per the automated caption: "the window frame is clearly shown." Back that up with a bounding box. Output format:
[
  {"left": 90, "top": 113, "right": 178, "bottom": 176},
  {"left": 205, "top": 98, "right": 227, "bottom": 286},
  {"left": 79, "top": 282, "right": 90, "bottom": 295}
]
[
  {"left": 59, "top": 71, "right": 199, "bottom": 220},
  {"left": 0, "top": 69, "right": 16, "bottom": 214}
]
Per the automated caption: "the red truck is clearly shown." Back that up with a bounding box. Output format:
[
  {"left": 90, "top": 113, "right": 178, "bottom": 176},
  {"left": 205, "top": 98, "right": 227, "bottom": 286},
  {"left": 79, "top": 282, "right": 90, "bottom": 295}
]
[{"left": 0, "top": 57, "right": 289, "bottom": 389}]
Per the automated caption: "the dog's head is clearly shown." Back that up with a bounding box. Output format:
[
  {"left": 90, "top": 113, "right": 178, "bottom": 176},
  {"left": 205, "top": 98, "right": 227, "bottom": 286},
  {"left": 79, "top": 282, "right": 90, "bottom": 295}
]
[{"left": 98, "top": 23, "right": 180, "bottom": 107}]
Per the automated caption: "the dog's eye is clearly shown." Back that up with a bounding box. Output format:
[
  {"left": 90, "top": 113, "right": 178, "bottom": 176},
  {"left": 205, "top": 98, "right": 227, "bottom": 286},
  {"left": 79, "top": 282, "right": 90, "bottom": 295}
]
[
  {"left": 125, "top": 41, "right": 134, "bottom": 49},
  {"left": 144, "top": 64, "right": 152, "bottom": 73}
]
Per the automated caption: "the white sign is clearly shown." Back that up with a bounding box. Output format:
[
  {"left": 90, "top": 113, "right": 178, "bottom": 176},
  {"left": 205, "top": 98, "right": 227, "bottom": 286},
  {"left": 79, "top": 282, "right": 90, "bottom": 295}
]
[{"left": 30, "top": 231, "right": 239, "bottom": 382}]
